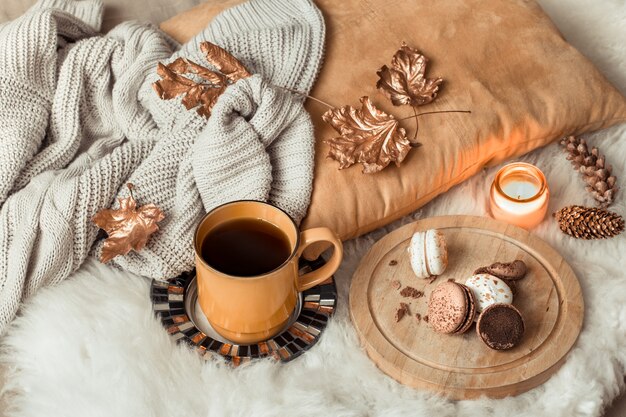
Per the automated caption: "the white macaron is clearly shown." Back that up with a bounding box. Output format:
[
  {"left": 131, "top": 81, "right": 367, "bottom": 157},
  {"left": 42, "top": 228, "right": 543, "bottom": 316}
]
[
  {"left": 465, "top": 273, "right": 513, "bottom": 318},
  {"left": 407, "top": 229, "right": 448, "bottom": 279}
]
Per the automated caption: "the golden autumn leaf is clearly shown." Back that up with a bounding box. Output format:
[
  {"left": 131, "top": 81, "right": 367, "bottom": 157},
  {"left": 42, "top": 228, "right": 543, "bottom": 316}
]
[
  {"left": 92, "top": 184, "right": 165, "bottom": 263},
  {"left": 153, "top": 59, "right": 226, "bottom": 118},
  {"left": 322, "top": 96, "right": 411, "bottom": 174},
  {"left": 153, "top": 42, "right": 250, "bottom": 118},
  {"left": 200, "top": 41, "right": 252, "bottom": 82},
  {"left": 376, "top": 43, "right": 443, "bottom": 107},
  {"left": 167, "top": 57, "right": 228, "bottom": 85}
]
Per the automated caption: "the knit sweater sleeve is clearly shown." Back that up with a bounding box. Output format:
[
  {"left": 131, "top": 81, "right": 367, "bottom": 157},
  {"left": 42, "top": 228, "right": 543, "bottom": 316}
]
[{"left": 0, "top": 1, "right": 97, "bottom": 204}]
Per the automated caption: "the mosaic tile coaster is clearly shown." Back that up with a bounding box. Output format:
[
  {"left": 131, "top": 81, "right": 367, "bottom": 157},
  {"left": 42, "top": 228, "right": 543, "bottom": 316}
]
[{"left": 150, "top": 257, "right": 337, "bottom": 364}]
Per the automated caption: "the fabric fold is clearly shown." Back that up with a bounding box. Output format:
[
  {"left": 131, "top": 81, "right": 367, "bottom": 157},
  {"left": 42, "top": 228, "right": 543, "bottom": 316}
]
[{"left": 192, "top": 74, "right": 314, "bottom": 223}]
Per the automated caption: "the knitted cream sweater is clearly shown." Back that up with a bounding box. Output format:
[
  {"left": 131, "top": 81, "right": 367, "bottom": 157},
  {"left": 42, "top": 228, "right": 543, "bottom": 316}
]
[{"left": 0, "top": 0, "right": 325, "bottom": 332}]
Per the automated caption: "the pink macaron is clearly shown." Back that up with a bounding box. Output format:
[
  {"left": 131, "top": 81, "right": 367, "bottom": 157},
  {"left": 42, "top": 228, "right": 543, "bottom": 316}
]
[{"left": 427, "top": 281, "right": 477, "bottom": 334}]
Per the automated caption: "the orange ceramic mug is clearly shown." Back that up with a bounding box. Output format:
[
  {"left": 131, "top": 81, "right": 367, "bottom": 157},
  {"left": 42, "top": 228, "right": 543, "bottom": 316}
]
[{"left": 194, "top": 200, "right": 343, "bottom": 344}]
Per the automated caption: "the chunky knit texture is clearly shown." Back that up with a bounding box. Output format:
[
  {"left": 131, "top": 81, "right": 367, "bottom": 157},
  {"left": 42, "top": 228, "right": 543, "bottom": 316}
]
[{"left": 0, "top": 0, "right": 325, "bottom": 333}]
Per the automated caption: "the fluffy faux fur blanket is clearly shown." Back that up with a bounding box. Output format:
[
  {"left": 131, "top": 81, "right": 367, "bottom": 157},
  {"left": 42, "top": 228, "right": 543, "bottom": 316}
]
[{"left": 0, "top": 0, "right": 625, "bottom": 416}]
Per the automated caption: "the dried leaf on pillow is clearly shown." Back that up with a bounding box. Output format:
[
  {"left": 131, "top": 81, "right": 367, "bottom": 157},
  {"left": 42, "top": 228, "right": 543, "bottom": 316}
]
[
  {"left": 376, "top": 43, "right": 443, "bottom": 107},
  {"left": 92, "top": 184, "right": 165, "bottom": 263},
  {"left": 153, "top": 42, "right": 250, "bottom": 118},
  {"left": 200, "top": 41, "right": 251, "bottom": 82},
  {"left": 323, "top": 96, "right": 410, "bottom": 174}
]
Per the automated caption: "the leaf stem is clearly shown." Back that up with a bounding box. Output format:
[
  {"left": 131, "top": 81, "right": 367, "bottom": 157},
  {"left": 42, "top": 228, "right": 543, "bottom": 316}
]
[
  {"left": 399, "top": 109, "right": 471, "bottom": 121},
  {"left": 272, "top": 85, "right": 335, "bottom": 109},
  {"left": 411, "top": 107, "right": 419, "bottom": 143},
  {"left": 127, "top": 183, "right": 135, "bottom": 201}
]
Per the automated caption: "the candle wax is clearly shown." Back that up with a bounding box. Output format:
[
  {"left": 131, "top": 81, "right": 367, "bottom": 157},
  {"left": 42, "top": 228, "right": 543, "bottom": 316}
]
[{"left": 501, "top": 181, "right": 539, "bottom": 200}]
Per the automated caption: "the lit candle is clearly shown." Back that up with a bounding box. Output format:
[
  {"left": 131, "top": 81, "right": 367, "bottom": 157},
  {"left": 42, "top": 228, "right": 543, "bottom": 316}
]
[{"left": 489, "top": 162, "right": 549, "bottom": 229}]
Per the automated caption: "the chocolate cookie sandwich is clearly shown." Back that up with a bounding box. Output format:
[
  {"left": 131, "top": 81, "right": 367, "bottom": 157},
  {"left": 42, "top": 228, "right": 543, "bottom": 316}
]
[
  {"left": 476, "top": 303, "right": 525, "bottom": 350},
  {"left": 427, "top": 281, "right": 476, "bottom": 334}
]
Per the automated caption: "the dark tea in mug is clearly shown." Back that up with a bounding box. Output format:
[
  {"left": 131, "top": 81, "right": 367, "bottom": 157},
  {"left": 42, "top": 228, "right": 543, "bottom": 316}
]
[{"left": 200, "top": 218, "right": 292, "bottom": 277}]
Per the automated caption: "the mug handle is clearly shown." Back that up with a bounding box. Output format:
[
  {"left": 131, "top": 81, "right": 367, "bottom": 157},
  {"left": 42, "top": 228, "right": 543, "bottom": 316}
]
[{"left": 295, "top": 227, "right": 343, "bottom": 292}]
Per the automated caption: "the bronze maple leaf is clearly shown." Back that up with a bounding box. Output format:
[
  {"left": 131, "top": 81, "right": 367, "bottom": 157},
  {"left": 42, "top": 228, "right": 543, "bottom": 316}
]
[
  {"left": 376, "top": 43, "right": 443, "bottom": 107},
  {"left": 153, "top": 58, "right": 226, "bottom": 118},
  {"left": 322, "top": 96, "right": 411, "bottom": 174},
  {"left": 92, "top": 184, "right": 166, "bottom": 263},
  {"left": 153, "top": 42, "right": 251, "bottom": 118},
  {"left": 200, "top": 41, "right": 251, "bottom": 82}
]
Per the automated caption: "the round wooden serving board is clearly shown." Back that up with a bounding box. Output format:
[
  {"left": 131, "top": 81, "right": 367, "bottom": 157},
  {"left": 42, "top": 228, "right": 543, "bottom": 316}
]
[{"left": 349, "top": 215, "right": 583, "bottom": 400}]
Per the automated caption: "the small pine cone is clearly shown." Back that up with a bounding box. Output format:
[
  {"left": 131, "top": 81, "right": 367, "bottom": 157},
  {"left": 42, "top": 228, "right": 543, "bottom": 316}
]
[
  {"left": 554, "top": 205, "right": 624, "bottom": 239},
  {"left": 560, "top": 136, "right": 618, "bottom": 207}
]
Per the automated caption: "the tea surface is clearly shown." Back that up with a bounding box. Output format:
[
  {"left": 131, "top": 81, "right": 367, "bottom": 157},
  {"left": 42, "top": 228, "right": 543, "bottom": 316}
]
[{"left": 201, "top": 218, "right": 291, "bottom": 277}]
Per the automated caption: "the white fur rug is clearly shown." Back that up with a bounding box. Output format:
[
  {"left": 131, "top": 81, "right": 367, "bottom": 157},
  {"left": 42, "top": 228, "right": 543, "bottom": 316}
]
[{"left": 2, "top": 1, "right": 626, "bottom": 416}]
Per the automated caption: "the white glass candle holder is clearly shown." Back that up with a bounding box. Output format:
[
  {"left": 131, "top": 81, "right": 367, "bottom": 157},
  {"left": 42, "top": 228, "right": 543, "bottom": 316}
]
[{"left": 489, "top": 162, "right": 549, "bottom": 229}]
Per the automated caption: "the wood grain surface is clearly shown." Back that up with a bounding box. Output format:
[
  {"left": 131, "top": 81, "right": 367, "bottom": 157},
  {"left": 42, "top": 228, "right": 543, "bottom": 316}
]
[{"left": 350, "top": 215, "right": 584, "bottom": 400}]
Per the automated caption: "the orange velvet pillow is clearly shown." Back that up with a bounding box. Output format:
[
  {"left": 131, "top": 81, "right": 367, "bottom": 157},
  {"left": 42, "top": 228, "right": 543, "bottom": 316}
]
[{"left": 161, "top": 0, "right": 626, "bottom": 258}]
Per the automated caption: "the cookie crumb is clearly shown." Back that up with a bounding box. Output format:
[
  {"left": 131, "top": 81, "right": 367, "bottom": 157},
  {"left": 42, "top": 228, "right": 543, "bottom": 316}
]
[
  {"left": 395, "top": 302, "right": 411, "bottom": 322},
  {"left": 400, "top": 286, "right": 424, "bottom": 299},
  {"left": 388, "top": 260, "right": 398, "bottom": 266},
  {"left": 415, "top": 313, "right": 421, "bottom": 322},
  {"left": 400, "top": 302, "right": 410, "bottom": 314},
  {"left": 447, "top": 278, "right": 455, "bottom": 282},
  {"left": 390, "top": 280, "right": 401, "bottom": 290},
  {"left": 423, "top": 315, "right": 429, "bottom": 323}
]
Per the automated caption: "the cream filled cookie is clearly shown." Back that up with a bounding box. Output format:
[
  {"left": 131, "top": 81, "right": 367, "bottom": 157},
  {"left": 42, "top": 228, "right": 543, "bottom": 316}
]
[
  {"left": 427, "top": 281, "right": 476, "bottom": 334},
  {"left": 407, "top": 229, "right": 448, "bottom": 279},
  {"left": 465, "top": 274, "right": 513, "bottom": 318}
]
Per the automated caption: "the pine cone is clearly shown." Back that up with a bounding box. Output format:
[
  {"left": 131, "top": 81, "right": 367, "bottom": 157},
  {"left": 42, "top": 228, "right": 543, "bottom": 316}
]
[
  {"left": 554, "top": 205, "right": 624, "bottom": 239},
  {"left": 560, "top": 136, "right": 618, "bottom": 207}
]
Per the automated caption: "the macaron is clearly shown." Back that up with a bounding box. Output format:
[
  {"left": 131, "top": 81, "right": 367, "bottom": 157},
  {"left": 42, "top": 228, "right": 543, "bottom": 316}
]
[
  {"left": 427, "top": 281, "right": 476, "bottom": 334},
  {"left": 465, "top": 274, "right": 513, "bottom": 318},
  {"left": 476, "top": 303, "right": 525, "bottom": 350},
  {"left": 408, "top": 229, "right": 448, "bottom": 279}
]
